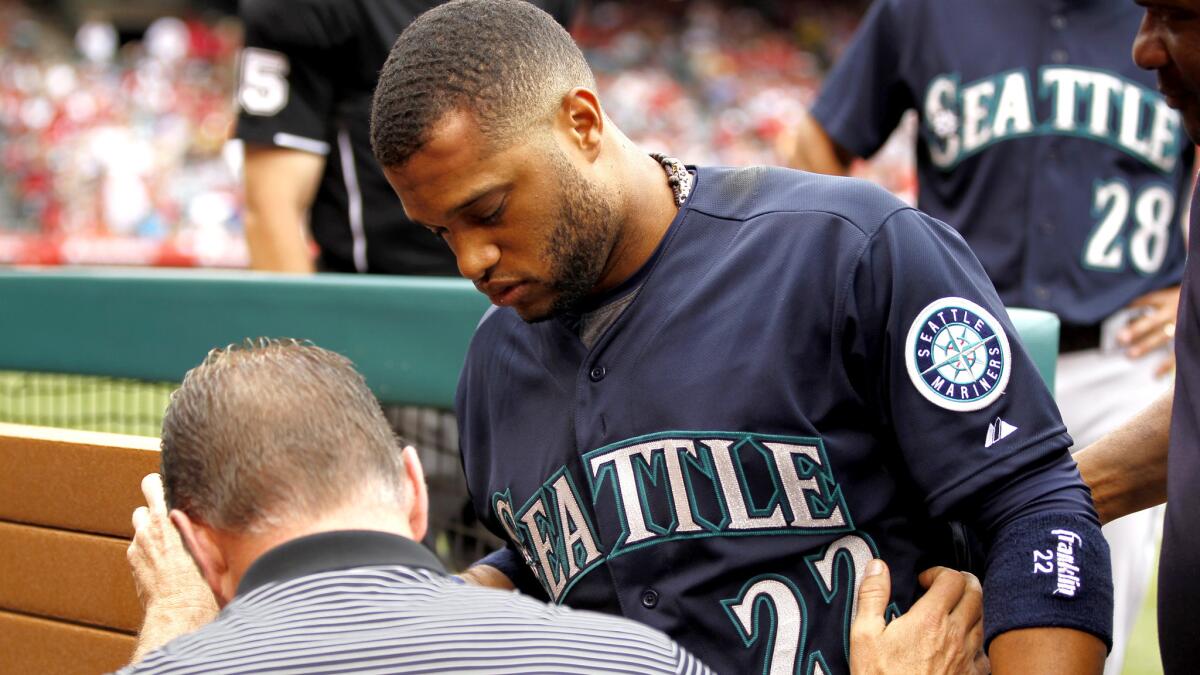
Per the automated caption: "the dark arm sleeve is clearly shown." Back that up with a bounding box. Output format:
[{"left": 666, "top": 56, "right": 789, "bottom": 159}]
[{"left": 809, "top": 0, "right": 915, "bottom": 158}]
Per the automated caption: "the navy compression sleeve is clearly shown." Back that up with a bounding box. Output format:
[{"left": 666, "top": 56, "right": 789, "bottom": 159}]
[{"left": 967, "top": 448, "right": 1114, "bottom": 650}]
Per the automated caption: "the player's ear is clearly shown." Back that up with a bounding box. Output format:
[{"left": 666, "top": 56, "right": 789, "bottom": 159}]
[
  {"left": 399, "top": 445, "right": 429, "bottom": 542},
  {"left": 171, "top": 510, "right": 234, "bottom": 607},
  {"left": 557, "top": 87, "right": 605, "bottom": 162}
]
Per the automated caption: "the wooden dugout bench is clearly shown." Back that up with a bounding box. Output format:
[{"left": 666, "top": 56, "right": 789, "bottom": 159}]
[{"left": 0, "top": 423, "right": 159, "bottom": 675}]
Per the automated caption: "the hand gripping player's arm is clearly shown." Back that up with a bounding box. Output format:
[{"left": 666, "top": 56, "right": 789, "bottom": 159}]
[
  {"left": 850, "top": 208, "right": 1112, "bottom": 674},
  {"left": 851, "top": 561, "right": 989, "bottom": 675}
]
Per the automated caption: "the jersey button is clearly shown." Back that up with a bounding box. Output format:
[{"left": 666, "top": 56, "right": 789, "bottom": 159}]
[
  {"left": 1050, "top": 48, "right": 1069, "bottom": 64},
  {"left": 1050, "top": 14, "right": 1067, "bottom": 30},
  {"left": 641, "top": 589, "right": 659, "bottom": 608},
  {"left": 589, "top": 366, "right": 607, "bottom": 382}
]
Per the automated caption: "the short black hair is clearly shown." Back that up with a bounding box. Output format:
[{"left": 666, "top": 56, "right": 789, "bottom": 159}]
[{"left": 370, "top": 0, "right": 594, "bottom": 168}]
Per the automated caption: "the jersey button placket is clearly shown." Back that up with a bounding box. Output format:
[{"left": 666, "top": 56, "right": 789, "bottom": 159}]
[{"left": 641, "top": 589, "right": 659, "bottom": 609}]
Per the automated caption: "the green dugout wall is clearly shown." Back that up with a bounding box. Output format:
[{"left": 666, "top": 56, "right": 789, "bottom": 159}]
[
  {"left": 0, "top": 269, "right": 491, "bottom": 411},
  {"left": 0, "top": 269, "right": 1060, "bottom": 407}
]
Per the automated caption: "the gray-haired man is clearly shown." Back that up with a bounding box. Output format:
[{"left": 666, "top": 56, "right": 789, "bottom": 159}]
[{"left": 121, "top": 340, "right": 985, "bottom": 673}]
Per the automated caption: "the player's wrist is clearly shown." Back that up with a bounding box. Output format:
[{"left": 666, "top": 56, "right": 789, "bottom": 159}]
[
  {"left": 457, "top": 564, "right": 515, "bottom": 590},
  {"left": 982, "top": 512, "right": 1113, "bottom": 652}
]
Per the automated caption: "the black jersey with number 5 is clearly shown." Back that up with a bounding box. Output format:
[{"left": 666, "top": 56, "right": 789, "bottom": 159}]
[{"left": 234, "top": 0, "right": 578, "bottom": 274}]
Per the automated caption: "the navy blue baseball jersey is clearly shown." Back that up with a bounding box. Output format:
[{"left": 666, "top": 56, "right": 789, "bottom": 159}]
[
  {"left": 1160, "top": 184, "right": 1200, "bottom": 674},
  {"left": 458, "top": 166, "right": 1109, "bottom": 674},
  {"left": 811, "top": 0, "right": 1194, "bottom": 326}
]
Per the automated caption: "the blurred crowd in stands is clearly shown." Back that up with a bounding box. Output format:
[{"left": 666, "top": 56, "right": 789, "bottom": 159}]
[
  {"left": 0, "top": 3, "right": 244, "bottom": 265},
  {"left": 0, "top": 0, "right": 914, "bottom": 268}
]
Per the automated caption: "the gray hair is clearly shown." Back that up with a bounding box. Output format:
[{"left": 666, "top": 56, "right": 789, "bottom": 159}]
[{"left": 160, "top": 339, "right": 406, "bottom": 533}]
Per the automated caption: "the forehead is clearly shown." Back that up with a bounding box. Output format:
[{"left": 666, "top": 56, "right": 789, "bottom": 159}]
[{"left": 385, "top": 111, "right": 523, "bottom": 222}]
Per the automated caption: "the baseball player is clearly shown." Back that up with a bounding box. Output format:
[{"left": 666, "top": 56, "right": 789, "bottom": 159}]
[
  {"left": 1075, "top": 2, "right": 1200, "bottom": 672},
  {"left": 371, "top": 2, "right": 1114, "bottom": 673},
  {"left": 786, "top": 2, "right": 1195, "bottom": 671}
]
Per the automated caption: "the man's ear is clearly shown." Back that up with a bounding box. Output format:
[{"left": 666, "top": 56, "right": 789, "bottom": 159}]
[
  {"left": 400, "top": 445, "right": 429, "bottom": 542},
  {"left": 557, "top": 87, "right": 605, "bottom": 162},
  {"left": 170, "top": 510, "right": 234, "bottom": 607}
]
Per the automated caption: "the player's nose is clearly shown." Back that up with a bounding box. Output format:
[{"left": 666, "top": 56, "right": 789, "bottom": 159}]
[
  {"left": 1132, "top": 13, "right": 1170, "bottom": 71},
  {"left": 454, "top": 230, "right": 501, "bottom": 281}
]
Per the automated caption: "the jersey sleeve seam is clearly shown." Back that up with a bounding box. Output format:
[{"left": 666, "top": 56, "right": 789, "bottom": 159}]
[
  {"left": 832, "top": 206, "right": 919, "bottom": 374},
  {"left": 685, "top": 204, "right": 912, "bottom": 238}
]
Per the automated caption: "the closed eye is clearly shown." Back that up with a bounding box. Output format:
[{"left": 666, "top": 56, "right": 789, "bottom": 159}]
[{"left": 478, "top": 199, "right": 507, "bottom": 225}]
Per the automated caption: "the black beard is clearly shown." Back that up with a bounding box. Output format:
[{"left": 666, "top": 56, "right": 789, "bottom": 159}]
[{"left": 530, "top": 153, "right": 620, "bottom": 322}]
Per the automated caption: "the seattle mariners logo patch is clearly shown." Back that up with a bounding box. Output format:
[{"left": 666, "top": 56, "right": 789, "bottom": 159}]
[{"left": 904, "top": 297, "right": 1011, "bottom": 412}]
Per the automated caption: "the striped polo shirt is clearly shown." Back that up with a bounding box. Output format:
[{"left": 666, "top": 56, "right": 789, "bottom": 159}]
[{"left": 115, "top": 530, "right": 712, "bottom": 674}]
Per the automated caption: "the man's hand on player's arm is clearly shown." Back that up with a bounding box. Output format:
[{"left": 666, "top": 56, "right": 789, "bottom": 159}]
[
  {"left": 242, "top": 144, "right": 325, "bottom": 273},
  {"left": 456, "top": 564, "right": 516, "bottom": 590},
  {"left": 126, "top": 474, "right": 219, "bottom": 663},
  {"left": 850, "top": 561, "right": 987, "bottom": 675},
  {"left": 1075, "top": 388, "right": 1172, "bottom": 525},
  {"left": 779, "top": 110, "right": 856, "bottom": 176},
  {"left": 1118, "top": 285, "right": 1180, "bottom": 376}
]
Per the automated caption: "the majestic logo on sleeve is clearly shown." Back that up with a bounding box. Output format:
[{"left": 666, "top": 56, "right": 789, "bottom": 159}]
[{"left": 905, "top": 297, "right": 1011, "bottom": 412}]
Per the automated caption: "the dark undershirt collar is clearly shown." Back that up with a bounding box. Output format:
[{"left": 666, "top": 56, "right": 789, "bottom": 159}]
[{"left": 237, "top": 529, "right": 447, "bottom": 597}]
